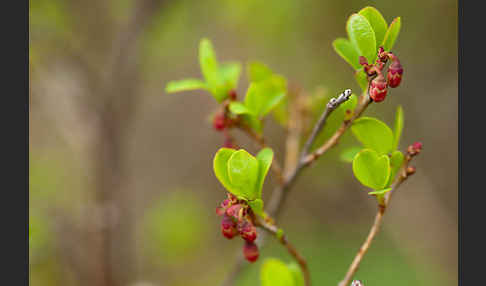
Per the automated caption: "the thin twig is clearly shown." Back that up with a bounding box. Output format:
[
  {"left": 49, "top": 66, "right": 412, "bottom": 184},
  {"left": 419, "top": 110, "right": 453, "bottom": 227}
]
[
  {"left": 256, "top": 218, "right": 311, "bottom": 286},
  {"left": 337, "top": 155, "right": 414, "bottom": 286},
  {"left": 221, "top": 89, "right": 366, "bottom": 286}
]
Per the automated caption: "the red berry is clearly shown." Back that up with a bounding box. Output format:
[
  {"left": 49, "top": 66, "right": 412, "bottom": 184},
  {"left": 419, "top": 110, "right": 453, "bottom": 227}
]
[
  {"left": 387, "top": 59, "right": 403, "bottom": 88},
  {"left": 221, "top": 215, "right": 238, "bottom": 239},
  {"left": 243, "top": 241, "right": 259, "bottom": 263},
  {"left": 237, "top": 221, "right": 257, "bottom": 243},
  {"left": 369, "top": 74, "right": 388, "bottom": 102},
  {"left": 213, "top": 112, "right": 226, "bottom": 131}
]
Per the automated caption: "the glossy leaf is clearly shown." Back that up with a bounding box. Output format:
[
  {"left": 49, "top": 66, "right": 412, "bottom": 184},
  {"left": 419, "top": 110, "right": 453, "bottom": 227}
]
[
  {"left": 199, "top": 38, "right": 220, "bottom": 90},
  {"left": 392, "top": 105, "right": 404, "bottom": 151},
  {"left": 351, "top": 117, "right": 394, "bottom": 155},
  {"left": 340, "top": 146, "right": 362, "bottom": 163},
  {"left": 355, "top": 68, "right": 369, "bottom": 92},
  {"left": 242, "top": 114, "right": 263, "bottom": 134},
  {"left": 247, "top": 61, "right": 273, "bottom": 82},
  {"left": 382, "top": 17, "right": 401, "bottom": 51},
  {"left": 213, "top": 148, "right": 238, "bottom": 195},
  {"left": 333, "top": 38, "right": 362, "bottom": 70},
  {"left": 248, "top": 199, "right": 265, "bottom": 217},
  {"left": 244, "top": 75, "right": 287, "bottom": 117},
  {"left": 227, "top": 150, "right": 259, "bottom": 193},
  {"left": 352, "top": 149, "right": 391, "bottom": 190},
  {"left": 359, "top": 7, "right": 388, "bottom": 48},
  {"left": 386, "top": 150, "right": 405, "bottom": 186},
  {"left": 287, "top": 262, "right": 305, "bottom": 286},
  {"left": 261, "top": 258, "right": 295, "bottom": 286},
  {"left": 229, "top": 101, "right": 252, "bottom": 115},
  {"left": 255, "top": 148, "right": 274, "bottom": 198},
  {"left": 347, "top": 13, "right": 376, "bottom": 63},
  {"left": 165, "top": 79, "right": 208, "bottom": 93}
]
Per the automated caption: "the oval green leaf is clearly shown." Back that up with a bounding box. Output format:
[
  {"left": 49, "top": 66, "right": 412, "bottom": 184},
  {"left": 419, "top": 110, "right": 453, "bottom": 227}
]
[
  {"left": 351, "top": 117, "right": 394, "bottom": 155},
  {"left": 261, "top": 258, "right": 295, "bottom": 286},
  {"left": 165, "top": 79, "right": 208, "bottom": 93},
  {"left": 333, "top": 38, "right": 362, "bottom": 70},
  {"left": 359, "top": 7, "right": 388, "bottom": 48},
  {"left": 386, "top": 150, "right": 405, "bottom": 187},
  {"left": 213, "top": 148, "right": 237, "bottom": 194},
  {"left": 244, "top": 74, "right": 287, "bottom": 117},
  {"left": 227, "top": 149, "right": 260, "bottom": 199},
  {"left": 382, "top": 17, "right": 401, "bottom": 51},
  {"left": 229, "top": 101, "right": 252, "bottom": 115},
  {"left": 352, "top": 149, "right": 391, "bottom": 190},
  {"left": 247, "top": 61, "right": 273, "bottom": 83},
  {"left": 346, "top": 13, "right": 376, "bottom": 63},
  {"left": 255, "top": 148, "right": 274, "bottom": 198},
  {"left": 199, "top": 38, "right": 220, "bottom": 90},
  {"left": 340, "top": 146, "right": 362, "bottom": 163},
  {"left": 392, "top": 105, "right": 404, "bottom": 151}
]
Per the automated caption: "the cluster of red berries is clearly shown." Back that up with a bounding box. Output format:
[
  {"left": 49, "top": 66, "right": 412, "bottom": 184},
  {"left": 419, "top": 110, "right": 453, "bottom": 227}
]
[
  {"left": 212, "top": 90, "right": 238, "bottom": 148},
  {"left": 216, "top": 193, "right": 260, "bottom": 262},
  {"left": 360, "top": 47, "right": 403, "bottom": 102}
]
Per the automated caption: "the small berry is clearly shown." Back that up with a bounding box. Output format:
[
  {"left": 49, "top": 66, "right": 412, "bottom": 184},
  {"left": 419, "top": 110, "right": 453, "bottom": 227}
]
[
  {"left": 237, "top": 221, "right": 257, "bottom": 243},
  {"left": 369, "top": 74, "right": 388, "bottom": 102},
  {"left": 243, "top": 241, "right": 259, "bottom": 262},
  {"left": 213, "top": 112, "right": 226, "bottom": 131},
  {"left": 387, "top": 58, "right": 403, "bottom": 88},
  {"left": 221, "top": 214, "right": 238, "bottom": 239}
]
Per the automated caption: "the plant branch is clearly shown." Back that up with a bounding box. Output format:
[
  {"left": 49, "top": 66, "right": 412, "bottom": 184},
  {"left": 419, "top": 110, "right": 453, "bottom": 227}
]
[
  {"left": 337, "top": 154, "right": 415, "bottom": 286},
  {"left": 256, "top": 217, "right": 311, "bottom": 286}
]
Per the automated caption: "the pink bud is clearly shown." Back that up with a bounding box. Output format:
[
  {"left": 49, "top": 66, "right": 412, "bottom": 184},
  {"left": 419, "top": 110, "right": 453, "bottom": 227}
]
[
  {"left": 213, "top": 112, "right": 226, "bottom": 131},
  {"left": 237, "top": 221, "right": 257, "bottom": 243},
  {"left": 412, "top": 141, "right": 423, "bottom": 151},
  {"left": 369, "top": 74, "right": 388, "bottom": 102},
  {"left": 243, "top": 241, "right": 259, "bottom": 263},
  {"left": 226, "top": 204, "right": 243, "bottom": 220},
  {"left": 221, "top": 215, "right": 238, "bottom": 239},
  {"left": 387, "top": 59, "right": 403, "bottom": 88}
]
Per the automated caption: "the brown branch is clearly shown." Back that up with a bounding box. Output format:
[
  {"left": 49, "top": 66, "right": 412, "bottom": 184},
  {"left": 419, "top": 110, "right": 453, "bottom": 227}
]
[
  {"left": 256, "top": 218, "right": 311, "bottom": 286},
  {"left": 337, "top": 154, "right": 415, "bottom": 286}
]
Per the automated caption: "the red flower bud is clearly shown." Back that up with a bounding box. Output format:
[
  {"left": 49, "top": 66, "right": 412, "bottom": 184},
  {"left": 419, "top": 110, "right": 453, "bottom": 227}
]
[
  {"left": 226, "top": 204, "right": 244, "bottom": 220},
  {"left": 412, "top": 141, "right": 423, "bottom": 151},
  {"left": 407, "top": 141, "right": 423, "bottom": 156},
  {"left": 237, "top": 221, "right": 257, "bottom": 243},
  {"left": 359, "top": 56, "right": 368, "bottom": 66},
  {"left": 378, "top": 47, "right": 388, "bottom": 63},
  {"left": 243, "top": 241, "right": 259, "bottom": 262},
  {"left": 228, "top": 90, "right": 237, "bottom": 101},
  {"left": 221, "top": 214, "right": 238, "bottom": 239},
  {"left": 387, "top": 59, "right": 403, "bottom": 88},
  {"left": 369, "top": 74, "right": 388, "bottom": 102},
  {"left": 213, "top": 112, "right": 226, "bottom": 131}
]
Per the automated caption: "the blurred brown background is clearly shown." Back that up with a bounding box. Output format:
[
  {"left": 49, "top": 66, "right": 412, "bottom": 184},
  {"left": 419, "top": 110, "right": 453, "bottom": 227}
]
[{"left": 29, "top": 0, "right": 457, "bottom": 285}]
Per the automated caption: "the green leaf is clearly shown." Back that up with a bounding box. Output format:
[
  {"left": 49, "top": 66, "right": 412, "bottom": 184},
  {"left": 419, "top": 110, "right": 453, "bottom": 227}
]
[
  {"left": 346, "top": 13, "right": 376, "bottom": 63},
  {"left": 219, "top": 61, "right": 241, "bottom": 91},
  {"left": 242, "top": 113, "right": 263, "bottom": 134},
  {"left": 386, "top": 150, "right": 405, "bottom": 186},
  {"left": 199, "top": 38, "right": 220, "bottom": 90},
  {"left": 248, "top": 199, "right": 264, "bottom": 217},
  {"left": 245, "top": 75, "right": 287, "bottom": 117},
  {"left": 340, "top": 146, "right": 362, "bottom": 163},
  {"left": 227, "top": 150, "right": 260, "bottom": 200},
  {"left": 368, "top": 188, "right": 392, "bottom": 195},
  {"left": 359, "top": 7, "right": 388, "bottom": 48},
  {"left": 392, "top": 105, "right": 404, "bottom": 151},
  {"left": 352, "top": 149, "right": 391, "bottom": 190},
  {"left": 272, "top": 95, "right": 289, "bottom": 127},
  {"left": 355, "top": 68, "right": 369, "bottom": 92},
  {"left": 165, "top": 79, "right": 208, "bottom": 93},
  {"left": 255, "top": 148, "right": 274, "bottom": 198},
  {"left": 213, "top": 148, "right": 237, "bottom": 194},
  {"left": 261, "top": 258, "right": 295, "bottom": 286},
  {"left": 229, "top": 101, "right": 253, "bottom": 115},
  {"left": 351, "top": 117, "right": 394, "bottom": 155},
  {"left": 333, "top": 38, "right": 362, "bottom": 70},
  {"left": 247, "top": 61, "right": 273, "bottom": 82},
  {"left": 287, "top": 262, "right": 305, "bottom": 286},
  {"left": 382, "top": 17, "right": 401, "bottom": 51}
]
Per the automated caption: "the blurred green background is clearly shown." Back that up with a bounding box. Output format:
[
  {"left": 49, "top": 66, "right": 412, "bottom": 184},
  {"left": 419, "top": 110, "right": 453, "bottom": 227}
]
[{"left": 29, "top": 0, "right": 457, "bottom": 285}]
